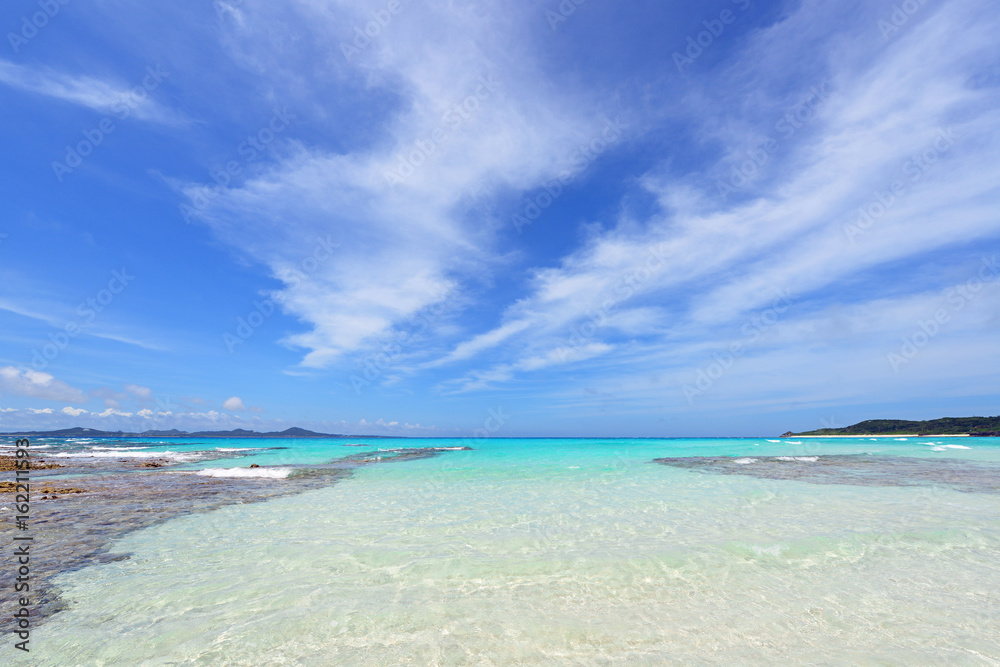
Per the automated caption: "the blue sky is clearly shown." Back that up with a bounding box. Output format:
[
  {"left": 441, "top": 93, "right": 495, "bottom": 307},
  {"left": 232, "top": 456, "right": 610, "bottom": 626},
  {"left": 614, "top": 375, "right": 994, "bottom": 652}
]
[{"left": 1, "top": 0, "right": 998, "bottom": 437}]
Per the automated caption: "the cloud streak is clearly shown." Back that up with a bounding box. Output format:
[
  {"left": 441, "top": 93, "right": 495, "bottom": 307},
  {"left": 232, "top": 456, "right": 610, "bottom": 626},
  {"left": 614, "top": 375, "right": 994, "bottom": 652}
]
[
  {"left": 181, "top": 0, "right": 616, "bottom": 370},
  {"left": 0, "top": 59, "right": 178, "bottom": 123},
  {"left": 428, "top": 0, "right": 1000, "bottom": 401}
]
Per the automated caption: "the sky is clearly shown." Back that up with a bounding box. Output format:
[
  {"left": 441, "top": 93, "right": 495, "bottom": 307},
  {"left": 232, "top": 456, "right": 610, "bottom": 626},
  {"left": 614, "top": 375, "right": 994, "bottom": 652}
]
[{"left": 0, "top": 0, "right": 998, "bottom": 437}]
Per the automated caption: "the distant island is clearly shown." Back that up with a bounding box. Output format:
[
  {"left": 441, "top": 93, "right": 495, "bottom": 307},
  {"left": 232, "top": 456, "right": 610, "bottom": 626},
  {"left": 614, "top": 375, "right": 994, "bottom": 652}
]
[
  {"left": 0, "top": 426, "right": 397, "bottom": 439},
  {"left": 783, "top": 416, "right": 1000, "bottom": 437}
]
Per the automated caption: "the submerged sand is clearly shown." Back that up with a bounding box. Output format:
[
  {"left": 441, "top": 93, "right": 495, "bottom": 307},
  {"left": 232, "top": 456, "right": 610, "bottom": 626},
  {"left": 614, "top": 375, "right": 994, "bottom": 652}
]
[{"left": 0, "top": 446, "right": 467, "bottom": 633}]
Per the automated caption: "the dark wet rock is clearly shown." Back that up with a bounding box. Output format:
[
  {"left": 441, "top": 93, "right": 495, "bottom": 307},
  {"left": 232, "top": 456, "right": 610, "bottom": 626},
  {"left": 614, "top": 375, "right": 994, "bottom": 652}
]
[
  {"left": 654, "top": 454, "right": 1000, "bottom": 494},
  {"left": 38, "top": 485, "right": 87, "bottom": 495},
  {"left": 0, "top": 455, "right": 61, "bottom": 471},
  {"left": 335, "top": 447, "right": 467, "bottom": 466},
  {"left": 249, "top": 463, "right": 260, "bottom": 468}
]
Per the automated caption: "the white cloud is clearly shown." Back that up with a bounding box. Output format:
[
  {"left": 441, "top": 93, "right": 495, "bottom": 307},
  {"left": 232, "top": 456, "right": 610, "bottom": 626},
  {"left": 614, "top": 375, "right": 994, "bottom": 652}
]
[
  {"left": 0, "top": 59, "right": 178, "bottom": 123},
  {"left": 97, "top": 408, "right": 133, "bottom": 418},
  {"left": 61, "top": 407, "right": 89, "bottom": 417},
  {"left": 222, "top": 396, "right": 246, "bottom": 411},
  {"left": 0, "top": 297, "right": 62, "bottom": 326},
  {"left": 518, "top": 343, "right": 614, "bottom": 372},
  {"left": 184, "top": 0, "right": 612, "bottom": 369},
  {"left": 427, "top": 320, "right": 532, "bottom": 368},
  {"left": 445, "top": 341, "right": 616, "bottom": 392},
  {"left": 125, "top": 384, "right": 153, "bottom": 399},
  {"left": 430, "top": 0, "right": 1000, "bottom": 395},
  {"left": 0, "top": 366, "right": 87, "bottom": 403}
]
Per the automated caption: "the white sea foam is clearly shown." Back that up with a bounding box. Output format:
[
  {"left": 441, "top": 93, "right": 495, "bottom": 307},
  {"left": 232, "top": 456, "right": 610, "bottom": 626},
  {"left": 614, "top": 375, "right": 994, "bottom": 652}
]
[
  {"left": 932, "top": 444, "right": 971, "bottom": 451},
  {"left": 377, "top": 446, "right": 468, "bottom": 453},
  {"left": 90, "top": 446, "right": 149, "bottom": 451},
  {"left": 766, "top": 439, "right": 781, "bottom": 443},
  {"left": 733, "top": 458, "right": 757, "bottom": 465},
  {"left": 776, "top": 456, "right": 819, "bottom": 462},
  {"left": 215, "top": 447, "right": 259, "bottom": 452},
  {"left": 751, "top": 544, "right": 787, "bottom": 557},
  {"left": 894, "top": 438, "right": 908, "bottom": 441},
  {"left": 195, "top": 467, "right": 291, "bottom": 479},
  {"left": 51, "top": 450, "right": 200, "bottom": 461},
  {"left": 786, "top": 441, "right": 803, "bottom": 445}
]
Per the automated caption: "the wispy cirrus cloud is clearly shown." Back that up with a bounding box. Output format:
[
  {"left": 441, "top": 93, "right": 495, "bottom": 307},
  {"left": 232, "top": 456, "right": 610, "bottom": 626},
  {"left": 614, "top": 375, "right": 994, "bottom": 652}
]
[
  {"left": 0, "top": 58, "right": 179, "bottom": 123},
  {"left": 431, "top": 0, "right": 1000, "bottom": 399},
  {"left": 181, "top": 0, "right": 618, "bottom": 369}
]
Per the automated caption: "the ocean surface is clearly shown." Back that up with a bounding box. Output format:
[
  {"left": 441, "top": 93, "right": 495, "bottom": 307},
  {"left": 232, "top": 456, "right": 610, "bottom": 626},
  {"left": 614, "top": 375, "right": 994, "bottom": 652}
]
[{"left": 6, "top": 435, "right": 1000, "bottom": 664}]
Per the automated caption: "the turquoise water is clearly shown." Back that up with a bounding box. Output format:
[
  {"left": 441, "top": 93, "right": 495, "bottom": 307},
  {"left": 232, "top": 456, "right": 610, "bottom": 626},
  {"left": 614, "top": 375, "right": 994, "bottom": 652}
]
[{"left": 16, "top": 437, "right": 1000, "bottom": 664}]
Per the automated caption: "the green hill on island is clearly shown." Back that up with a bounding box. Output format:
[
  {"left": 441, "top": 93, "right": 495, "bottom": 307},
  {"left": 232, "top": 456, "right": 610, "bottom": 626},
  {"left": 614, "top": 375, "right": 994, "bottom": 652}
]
[{"left": 789, "top": 416, "right": 1000, "bottom": 436}]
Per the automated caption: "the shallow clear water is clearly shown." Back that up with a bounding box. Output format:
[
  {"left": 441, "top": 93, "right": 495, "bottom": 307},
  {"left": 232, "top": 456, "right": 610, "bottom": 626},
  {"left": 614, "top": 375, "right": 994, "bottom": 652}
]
[{"left": 16, "top": 437, "right": 1000, "bottom": 664}]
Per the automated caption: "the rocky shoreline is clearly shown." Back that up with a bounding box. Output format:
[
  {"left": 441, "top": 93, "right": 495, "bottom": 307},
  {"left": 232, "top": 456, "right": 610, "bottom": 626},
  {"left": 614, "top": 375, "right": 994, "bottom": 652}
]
[{"left": 654, "top": 454, "right": 1000, "bottom": 494}]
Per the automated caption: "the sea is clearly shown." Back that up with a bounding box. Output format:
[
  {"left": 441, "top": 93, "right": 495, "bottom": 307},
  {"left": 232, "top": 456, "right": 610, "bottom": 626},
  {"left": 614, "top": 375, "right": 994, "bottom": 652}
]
[{"left": 5, "top": 435, "right": 1000, "bottom": 664}]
